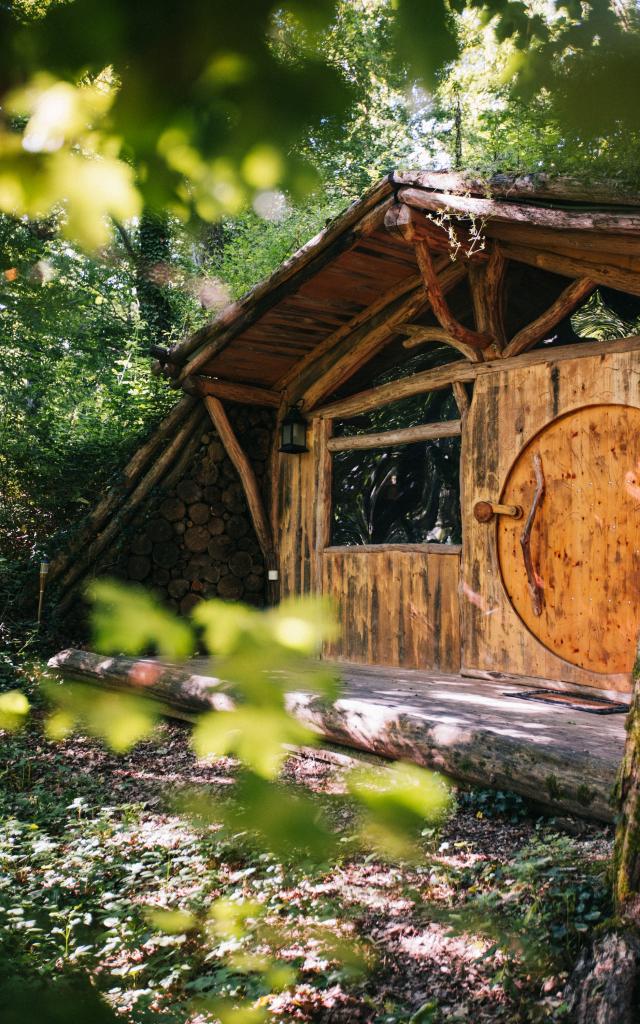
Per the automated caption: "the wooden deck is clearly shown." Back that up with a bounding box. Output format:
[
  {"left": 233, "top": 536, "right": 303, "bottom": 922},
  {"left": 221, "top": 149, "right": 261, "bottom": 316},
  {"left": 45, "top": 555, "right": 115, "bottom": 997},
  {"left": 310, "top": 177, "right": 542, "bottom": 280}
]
[{"left": 283, "top": 663, "right": 628, "bottom": 823}]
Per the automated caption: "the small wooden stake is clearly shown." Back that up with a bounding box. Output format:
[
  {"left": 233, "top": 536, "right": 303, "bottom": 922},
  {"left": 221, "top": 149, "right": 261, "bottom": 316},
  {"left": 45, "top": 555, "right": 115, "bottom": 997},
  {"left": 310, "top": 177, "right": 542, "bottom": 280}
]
[{"left": 37, "top": 557, "right": 49, "bottom": 627}]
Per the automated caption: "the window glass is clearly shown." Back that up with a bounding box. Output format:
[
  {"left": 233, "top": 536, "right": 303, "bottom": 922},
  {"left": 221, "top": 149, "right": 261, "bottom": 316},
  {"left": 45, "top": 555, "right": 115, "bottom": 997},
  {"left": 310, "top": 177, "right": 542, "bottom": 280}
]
[
  {"left": 333, "top": 387, "right": 459, "bottom": 438},
  {"left": 330, "top": 437, "right": 462, "bottom": 546},
  {"left": 534, "top": 287, "right": 640, "bottom": 349}
]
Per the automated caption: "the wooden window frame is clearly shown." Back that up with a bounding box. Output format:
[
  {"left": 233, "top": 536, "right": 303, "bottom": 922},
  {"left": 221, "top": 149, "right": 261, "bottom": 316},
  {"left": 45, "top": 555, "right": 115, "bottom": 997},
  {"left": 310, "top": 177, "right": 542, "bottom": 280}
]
[{"left": 316, "top": 389, "right": 466, "bottom": 561}]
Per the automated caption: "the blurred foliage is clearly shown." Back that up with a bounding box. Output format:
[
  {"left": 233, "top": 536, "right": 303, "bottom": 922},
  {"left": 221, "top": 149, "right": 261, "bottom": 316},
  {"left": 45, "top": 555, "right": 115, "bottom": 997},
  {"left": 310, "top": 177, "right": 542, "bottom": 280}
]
[
  {"left": 1, "top": 0, "right": 639, "bottom": 251},
  {"left": 3, "top": 0, "right": 639, "bottom": 624}
]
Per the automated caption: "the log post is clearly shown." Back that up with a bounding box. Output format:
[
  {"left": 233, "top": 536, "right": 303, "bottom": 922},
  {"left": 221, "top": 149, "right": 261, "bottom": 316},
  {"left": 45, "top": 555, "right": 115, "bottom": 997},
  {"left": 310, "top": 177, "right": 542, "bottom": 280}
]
[
  {"left": 413, "top": 238, "right": 497, "bottom": 357},
  {"left": 614, "top": 652, "right": 640, "bottom": 925},
  {"left": 467, "top": 249, "right": 507, "bottom": 350},
  {"left": 48, "top": 396, "right": 197, "bottom": 584},
  {"left": 203, "top": 396, "right": 278, "bottom": 604}
]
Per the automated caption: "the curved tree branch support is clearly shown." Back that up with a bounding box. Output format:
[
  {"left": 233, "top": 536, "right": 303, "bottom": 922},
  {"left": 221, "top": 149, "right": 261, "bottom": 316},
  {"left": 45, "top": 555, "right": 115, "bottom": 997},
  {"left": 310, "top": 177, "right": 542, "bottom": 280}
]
[{"left": 564, "top": 647, "right": 640, "bottom": 1023}]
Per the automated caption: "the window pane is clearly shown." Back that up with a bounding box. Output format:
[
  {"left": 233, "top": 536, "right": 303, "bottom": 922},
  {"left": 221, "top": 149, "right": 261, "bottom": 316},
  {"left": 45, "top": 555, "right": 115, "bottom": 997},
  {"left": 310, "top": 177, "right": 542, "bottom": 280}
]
[
  {"left": 333, "top": 387, "right": 459, "bottom": 438},
  {"left": 331, "top": 437, "right": 462, "bottom": 546}
]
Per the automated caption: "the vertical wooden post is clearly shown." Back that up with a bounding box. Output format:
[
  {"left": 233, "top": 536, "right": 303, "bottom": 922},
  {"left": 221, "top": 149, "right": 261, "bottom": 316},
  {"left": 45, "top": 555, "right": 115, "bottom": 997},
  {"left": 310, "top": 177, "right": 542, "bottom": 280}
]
[
  {"left": 454, "top": 380, "right": 471, "bottom": 673},
  {"left": 313, "top": 418, "right": 333, "bottom": 598}
]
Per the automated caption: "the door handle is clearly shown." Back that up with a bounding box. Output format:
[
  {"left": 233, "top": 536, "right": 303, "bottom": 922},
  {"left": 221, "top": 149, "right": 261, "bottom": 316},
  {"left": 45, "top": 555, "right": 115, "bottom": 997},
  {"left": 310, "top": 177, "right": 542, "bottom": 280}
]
[
  {"left": 473, "top": 501, "right": 522, "bottom": 522},
  {"left": 520, "top": 452, "right": 545, "bottom": 616}
]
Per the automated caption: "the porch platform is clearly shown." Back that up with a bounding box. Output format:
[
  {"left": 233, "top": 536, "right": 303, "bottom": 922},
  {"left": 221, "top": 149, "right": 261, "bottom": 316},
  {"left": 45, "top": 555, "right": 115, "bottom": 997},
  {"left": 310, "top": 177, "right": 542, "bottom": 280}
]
[{"left": 284, "top": 663, "right": 628, "bottom": 823}]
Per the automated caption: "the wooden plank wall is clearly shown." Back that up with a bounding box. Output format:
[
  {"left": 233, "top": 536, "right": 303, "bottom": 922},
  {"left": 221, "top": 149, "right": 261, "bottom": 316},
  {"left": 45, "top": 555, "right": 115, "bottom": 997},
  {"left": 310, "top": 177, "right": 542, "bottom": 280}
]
[
  {"left": 276, "top": 419, "right": 320, "bottom": 600},
  {"left": 322, "top": 547, "right": 461, "bottom": 670},
  {"left": 463, "top": 345, "right": 640, "bottom": 693},
  {"left": 275, "top": 421, "right": 462, "bottom": 670}
]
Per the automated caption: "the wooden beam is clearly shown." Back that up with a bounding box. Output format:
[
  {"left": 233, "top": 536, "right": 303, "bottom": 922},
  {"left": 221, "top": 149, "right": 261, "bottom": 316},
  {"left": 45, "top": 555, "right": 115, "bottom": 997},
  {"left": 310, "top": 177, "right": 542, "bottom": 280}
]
[
  {"left": 468, "top": 248, "right": 507, "bottom": 349},
  {"left": 314, "top": 361, "right": 474, "bottom": 419},
  {"left": 398, "top": 185, "right": 640, "bottom": 234},
  {"left": 203, "top": 396, "right": 276, "bottom": 581},
  {"left": 414, "top": 238, "right": 496, "bottom": 355},
  {"left": 313, "top": 418, "right": 333, "bottom": 593},
  {"left": 327, "top": 420, "right": 461, "bottom": 452},
  {"left": 499, "top": 242, "right": 640, "bottom": 297},
  {"left": 299, "top": 260, "right": 467, "bottom": 410},
  {"left": 188, "top": 376, "right": 280, "bottom": 407},
  {"left": 56, "top": 404, "right": 206, "bottom": 610},
  {"left": 391, "top": 169, "right": 640, "bottom": 207},
  {"left": 276, "top": 272, "right": 422, "bottom": 394},
  {"left": 399, "top": 323, "right": 483, "bottom": 362},
  {"left": 452, "top": 381, "right": 470, "bottom": 419},
  {"left": 485, "top": 219, "right": 640, "bottom": 259},
  {"left": 313, "top": 334, "right": 640, "bottom": 420},
  {"left": 384, "top": 201, "right": 488, "bottom": 259},
  {"left": 174, "top": 195, "right": 395, "bottom": 387},
  {"left": 324, "top": 543, "right": 462, "bottom": 555},
  {"left": 503, "top": 277, "right": 598, "bottom": 358}
]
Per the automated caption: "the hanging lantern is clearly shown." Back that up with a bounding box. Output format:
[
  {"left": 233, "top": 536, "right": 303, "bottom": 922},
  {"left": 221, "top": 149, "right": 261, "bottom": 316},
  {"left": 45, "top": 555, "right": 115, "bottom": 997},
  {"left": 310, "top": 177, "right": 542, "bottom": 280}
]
[{"left": 279, "top": 403, "right": 308, "bottom": 454}]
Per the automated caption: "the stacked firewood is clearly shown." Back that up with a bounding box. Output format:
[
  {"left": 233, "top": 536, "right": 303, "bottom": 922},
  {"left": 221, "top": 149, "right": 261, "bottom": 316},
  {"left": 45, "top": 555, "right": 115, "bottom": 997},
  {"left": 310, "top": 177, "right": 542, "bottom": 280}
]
[
  {"left": 114, "top": 410, "right": 273, "bottom": 612},
  {"left": 50, "top": 400, "right": 275, "bottom": 618}
]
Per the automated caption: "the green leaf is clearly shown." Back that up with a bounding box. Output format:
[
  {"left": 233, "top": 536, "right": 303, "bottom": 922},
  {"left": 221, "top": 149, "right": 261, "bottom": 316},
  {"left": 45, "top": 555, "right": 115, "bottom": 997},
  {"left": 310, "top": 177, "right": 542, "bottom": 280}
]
[
  {"left": 88, "top": 578, "right": 194, "bottom": 659},
  {"left": 192, "top": 707, "right": 314, "bottom": 778},
  {"left": 0, "top": 690, "right": 30, "bottom": 731}
]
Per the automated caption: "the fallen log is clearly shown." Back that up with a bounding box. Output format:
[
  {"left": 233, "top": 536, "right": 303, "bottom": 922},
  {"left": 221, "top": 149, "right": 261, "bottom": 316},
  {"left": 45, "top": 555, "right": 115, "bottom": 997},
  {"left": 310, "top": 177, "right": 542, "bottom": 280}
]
[
  {"left": 47, "top": 649, "right": 233, "bottom": 719},
  {"left": 46, "top": 649, "right": 619, "bottom": 823}
]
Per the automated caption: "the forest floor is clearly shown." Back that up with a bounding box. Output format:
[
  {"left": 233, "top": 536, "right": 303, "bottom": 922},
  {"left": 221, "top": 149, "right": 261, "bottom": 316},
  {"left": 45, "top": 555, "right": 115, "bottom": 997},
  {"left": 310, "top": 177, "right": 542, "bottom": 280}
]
[{"left": 0, "top": 708, "right": 613, "bottom": 1024}]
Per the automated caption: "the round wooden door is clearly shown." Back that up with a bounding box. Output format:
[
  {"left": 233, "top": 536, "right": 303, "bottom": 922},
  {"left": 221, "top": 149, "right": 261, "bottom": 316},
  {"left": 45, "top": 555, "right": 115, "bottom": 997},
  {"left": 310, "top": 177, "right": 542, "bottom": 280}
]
[{"left": 497, "top": 404, "right": 640, "bottom": 675}]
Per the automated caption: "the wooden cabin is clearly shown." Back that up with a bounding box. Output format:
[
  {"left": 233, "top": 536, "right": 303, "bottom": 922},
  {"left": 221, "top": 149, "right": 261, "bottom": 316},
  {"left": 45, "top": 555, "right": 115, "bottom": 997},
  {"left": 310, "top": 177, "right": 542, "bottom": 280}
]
[{"left": 56, "top": 170, "right": 640, "bottom": 698}]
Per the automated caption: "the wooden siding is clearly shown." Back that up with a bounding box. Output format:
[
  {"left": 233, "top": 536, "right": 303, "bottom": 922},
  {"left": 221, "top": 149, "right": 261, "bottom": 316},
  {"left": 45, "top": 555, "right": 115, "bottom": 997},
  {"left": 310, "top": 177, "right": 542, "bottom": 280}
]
[
  {"left": 322, "top": 547, "right": 461, "bottom": 670},
  {"left": 276, "top": 421, "right": 462, "bottom": 671},
  {"left": 462, "top": 343, "right": 640, "bottom": 693}
]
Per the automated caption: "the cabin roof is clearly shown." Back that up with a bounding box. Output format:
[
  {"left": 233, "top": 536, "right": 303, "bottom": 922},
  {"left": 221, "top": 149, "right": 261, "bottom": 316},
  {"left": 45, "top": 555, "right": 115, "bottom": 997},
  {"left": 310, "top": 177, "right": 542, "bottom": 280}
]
[{"left": 157, "top": 170, "right": 640, "bottom": 399}]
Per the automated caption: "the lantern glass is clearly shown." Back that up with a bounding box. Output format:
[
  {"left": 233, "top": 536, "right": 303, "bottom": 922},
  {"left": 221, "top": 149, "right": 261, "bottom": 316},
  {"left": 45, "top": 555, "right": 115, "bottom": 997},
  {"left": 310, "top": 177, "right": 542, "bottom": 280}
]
[{"left": 279, "top": 405, "right": 308, "bottom": 453}]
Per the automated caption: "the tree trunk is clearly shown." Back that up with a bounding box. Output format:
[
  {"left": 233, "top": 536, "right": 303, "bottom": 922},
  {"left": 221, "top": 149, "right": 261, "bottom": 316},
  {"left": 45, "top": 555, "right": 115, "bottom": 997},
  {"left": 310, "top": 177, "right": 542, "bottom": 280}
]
[
  {"left": 614, "top": 659, "right": 640, "bottom": 925},
  {"left": 137, "top": 209, "right": 174, "bottom": 346},
  {"left": 564, "top": 932, "right": 640, "bottom": 1024},
  {"left": 564, "top": 653, "right": 640, "bottom": 1023}
]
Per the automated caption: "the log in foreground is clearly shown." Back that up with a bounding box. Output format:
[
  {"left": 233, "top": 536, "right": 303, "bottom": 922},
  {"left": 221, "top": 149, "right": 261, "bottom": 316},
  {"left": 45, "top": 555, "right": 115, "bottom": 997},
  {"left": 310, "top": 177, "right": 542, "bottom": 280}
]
[
  {"left": 47, "top": 649, "right": 233, "bottom": 719},
  {"left": 47, "top": 649, "right": 618, "bottom": 823}
]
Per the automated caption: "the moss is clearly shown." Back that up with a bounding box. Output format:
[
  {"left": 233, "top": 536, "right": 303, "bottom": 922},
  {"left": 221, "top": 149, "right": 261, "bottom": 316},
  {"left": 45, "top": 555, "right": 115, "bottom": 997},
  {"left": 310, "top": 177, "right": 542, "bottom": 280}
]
[
  {"left": 545, "top": 774, "right": 563, "bottom": 801},
  {"left": 576, "top": 784, "right": 595, "bottom": 807}
]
